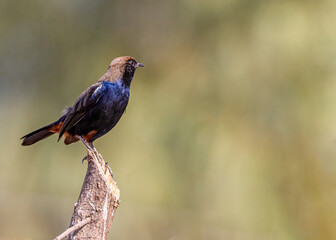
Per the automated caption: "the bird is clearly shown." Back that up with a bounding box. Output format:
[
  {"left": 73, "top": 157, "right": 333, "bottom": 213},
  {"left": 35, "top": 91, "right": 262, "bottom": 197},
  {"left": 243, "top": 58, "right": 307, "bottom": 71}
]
[{"left": 21, "top": 56, "right": 144, "bottom": 152}]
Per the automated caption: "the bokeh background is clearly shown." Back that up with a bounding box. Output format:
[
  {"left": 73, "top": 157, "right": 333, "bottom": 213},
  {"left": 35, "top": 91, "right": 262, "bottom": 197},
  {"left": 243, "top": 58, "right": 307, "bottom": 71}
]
[{"left": 1, "top": 0, "right": 336, "bottom": 239}]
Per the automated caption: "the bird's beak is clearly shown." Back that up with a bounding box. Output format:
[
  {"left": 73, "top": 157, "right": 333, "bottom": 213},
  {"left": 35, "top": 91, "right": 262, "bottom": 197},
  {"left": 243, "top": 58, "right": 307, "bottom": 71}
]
[{"left": 137, "top": 62, "right": 144, "bottom": 68}]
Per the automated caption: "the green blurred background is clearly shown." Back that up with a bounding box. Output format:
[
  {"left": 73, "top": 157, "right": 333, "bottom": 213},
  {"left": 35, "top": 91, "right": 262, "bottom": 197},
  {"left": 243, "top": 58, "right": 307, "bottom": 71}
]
[{"left": 1, "top": 0, "right": 336, "bottom": 239}]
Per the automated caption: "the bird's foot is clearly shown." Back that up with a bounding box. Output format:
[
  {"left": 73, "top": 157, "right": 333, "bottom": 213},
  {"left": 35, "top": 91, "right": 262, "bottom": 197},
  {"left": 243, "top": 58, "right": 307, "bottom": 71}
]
[
  {"left": 78, "top": 136, "right": 98, "bottom": 156},
  {"left": 93, "top": 149, "right": 100, "bottom": 159},
  {"left": 105, "top": 162, "right": 114, "bottom": 178},
  {"left": 87, "top": 142, "right": 100, "bottom": 157}
]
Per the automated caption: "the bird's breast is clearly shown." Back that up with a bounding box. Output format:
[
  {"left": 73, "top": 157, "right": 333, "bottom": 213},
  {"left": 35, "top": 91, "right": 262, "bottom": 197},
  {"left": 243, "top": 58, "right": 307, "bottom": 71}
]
[
  {"left": 105, "top": 83, "right": 129, "bottom": 109},
  {"left": 95, "top": 82, "right": 129, "bottom": 124}
]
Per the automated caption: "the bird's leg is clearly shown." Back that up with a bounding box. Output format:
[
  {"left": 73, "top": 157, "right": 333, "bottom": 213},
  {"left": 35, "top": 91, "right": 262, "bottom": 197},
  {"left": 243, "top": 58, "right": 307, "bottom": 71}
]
[
  {"left": 78, "top": 136, "right": 94, "bottom": 152},
  {"left": 88, "top": 142, "right": 102, "bottom": 163},
  {"left": 78, "top": 136, "right": 96, "bottom": 162},
  {"left": 78, "top": 136, "right": 104, "bottom": 166}
]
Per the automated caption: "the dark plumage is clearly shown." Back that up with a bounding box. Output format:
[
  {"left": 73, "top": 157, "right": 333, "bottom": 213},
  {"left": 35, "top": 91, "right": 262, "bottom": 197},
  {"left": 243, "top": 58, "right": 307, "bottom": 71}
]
[{"left": 21, "top": 56, "right": 143, "bottom": 148}]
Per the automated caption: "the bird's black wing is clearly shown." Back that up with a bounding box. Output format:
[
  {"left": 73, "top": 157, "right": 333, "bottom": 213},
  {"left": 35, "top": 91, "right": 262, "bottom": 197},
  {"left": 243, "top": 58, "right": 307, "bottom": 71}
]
[{"left": 58, "top": 82, "right": 106, "bottom": 140}]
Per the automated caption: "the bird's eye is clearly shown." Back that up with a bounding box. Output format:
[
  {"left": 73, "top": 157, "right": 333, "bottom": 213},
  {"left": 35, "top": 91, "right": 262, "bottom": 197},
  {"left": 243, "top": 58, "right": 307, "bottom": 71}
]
[{"left": 126, "top": 63, "right": 134, "bottom": 72}]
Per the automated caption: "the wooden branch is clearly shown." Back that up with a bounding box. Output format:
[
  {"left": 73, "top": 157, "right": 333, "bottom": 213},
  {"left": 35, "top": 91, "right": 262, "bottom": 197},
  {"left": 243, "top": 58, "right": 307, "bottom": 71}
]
[
  {"left": 54, "top": 150, "right": 120, "bottom": 240},
  {"left": 54, "top": 217, "right": 91, "bottom": 240}
]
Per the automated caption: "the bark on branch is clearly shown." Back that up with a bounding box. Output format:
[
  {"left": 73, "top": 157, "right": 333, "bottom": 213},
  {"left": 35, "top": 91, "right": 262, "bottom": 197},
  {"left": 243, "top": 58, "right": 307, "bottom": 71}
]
[{"left": 54, "top": 150, "right": 120, "bottom": 240}]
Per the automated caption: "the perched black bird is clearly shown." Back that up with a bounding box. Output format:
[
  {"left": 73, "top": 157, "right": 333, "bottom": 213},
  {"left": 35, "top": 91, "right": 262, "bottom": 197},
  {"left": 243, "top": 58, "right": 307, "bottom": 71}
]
[{"left": 21, "top": 56, "right": 143, "bottom": 150}]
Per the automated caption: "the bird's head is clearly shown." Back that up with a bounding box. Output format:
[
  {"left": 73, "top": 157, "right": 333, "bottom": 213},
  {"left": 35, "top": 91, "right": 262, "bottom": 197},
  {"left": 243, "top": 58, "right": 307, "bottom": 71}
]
[{"left": 103, "top": 56, "right": 144, "bottom": 85}]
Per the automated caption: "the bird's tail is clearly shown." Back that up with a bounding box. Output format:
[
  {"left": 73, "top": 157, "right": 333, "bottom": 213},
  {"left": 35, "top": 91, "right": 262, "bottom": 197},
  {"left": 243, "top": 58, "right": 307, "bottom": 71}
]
[{"left": 21, "top": 119, "right": 63, "bottom": 146}]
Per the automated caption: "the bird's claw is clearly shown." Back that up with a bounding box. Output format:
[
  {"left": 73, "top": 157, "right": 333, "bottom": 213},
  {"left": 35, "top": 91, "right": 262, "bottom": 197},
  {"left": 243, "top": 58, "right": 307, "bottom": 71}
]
[
  {"left": 82, "top": 154, "right": 89, "bottom": 164},
  {"left": 105, "top": 162, "right": 114, "bottom": 178}
]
